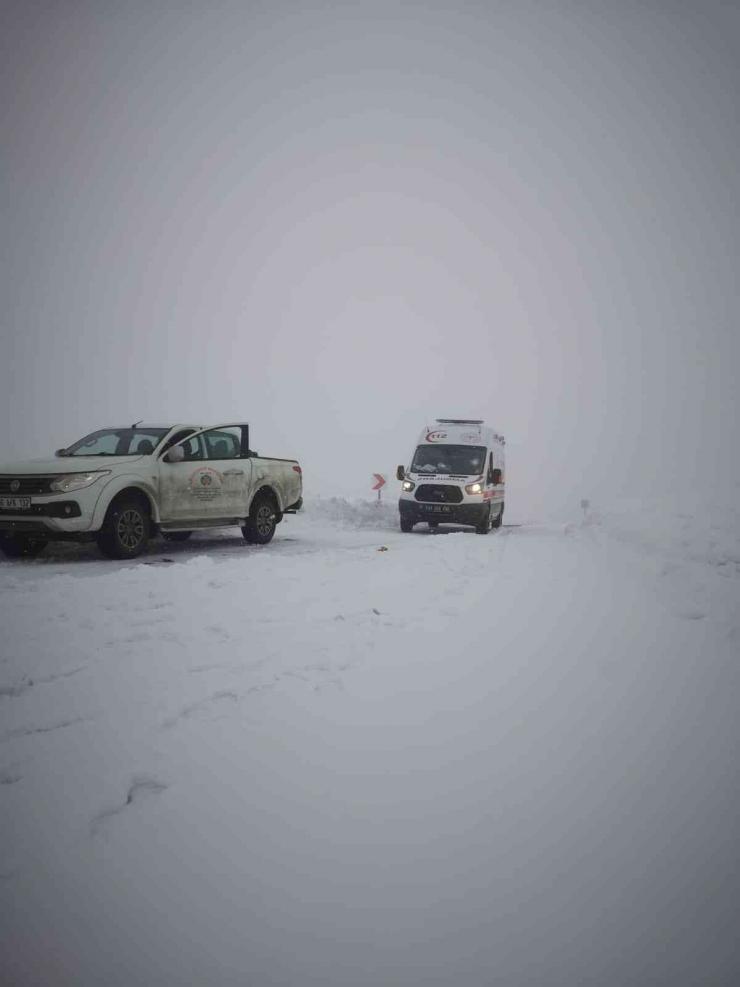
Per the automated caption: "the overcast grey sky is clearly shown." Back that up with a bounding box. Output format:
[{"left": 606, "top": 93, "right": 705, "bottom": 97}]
[{"left": 2, "top": 1, "right": 739, "bottom": 516}]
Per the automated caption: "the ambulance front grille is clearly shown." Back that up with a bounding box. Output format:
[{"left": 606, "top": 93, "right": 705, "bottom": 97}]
[{"left": 414, "top": 484, "right": 463, "bottom": 504}]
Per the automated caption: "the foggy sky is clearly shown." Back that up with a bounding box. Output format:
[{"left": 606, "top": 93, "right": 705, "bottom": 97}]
[{"left": 2, "top": 0, "right": 739, "bottom": 516}]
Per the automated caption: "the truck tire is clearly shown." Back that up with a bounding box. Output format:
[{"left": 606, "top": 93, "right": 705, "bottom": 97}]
[
  {"left": 242, "top": 494, "right": 277, "bottom": 545},
  {"left": 492, "top": 502, "right": 504, "bottom": 529},
  {"left": 162, "top": 531, "right": 192, "bottom": 542},
  {"left": 400, "top": 518, "right": 414, "bottom": 532},
  {"left": 97, "top": 497, "right": 151, "bottom": 559},
  {"left": 0, "top": 532, "right": 48, "bottom": 558}
]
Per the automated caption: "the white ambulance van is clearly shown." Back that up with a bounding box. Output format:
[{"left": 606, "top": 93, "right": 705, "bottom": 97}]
[{"left": 396, "top": 419, "right": 505, "bottom": 534}]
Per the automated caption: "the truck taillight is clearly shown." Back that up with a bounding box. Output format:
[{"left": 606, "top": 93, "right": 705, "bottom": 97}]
[{"left": 293, "top": 465, "right": 302, "bottom": 474}]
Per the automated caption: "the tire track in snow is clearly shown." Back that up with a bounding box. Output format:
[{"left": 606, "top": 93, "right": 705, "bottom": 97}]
[
  {"left": 160, "top": 690, "right": 240, "bottom": 729},
  {"left": 90, "top": 776, "right": 169, "bottom": 838},
  {"left": 0, "top": 665, "right": 87, "bottom": 700},
  {"left": 1, "top": 715, "right": 93, "bottom": 745}
]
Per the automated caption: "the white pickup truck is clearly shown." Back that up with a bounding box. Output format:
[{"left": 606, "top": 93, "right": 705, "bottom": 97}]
[{"left": 0, "top": 422, "right": 303, "bottom": 560}]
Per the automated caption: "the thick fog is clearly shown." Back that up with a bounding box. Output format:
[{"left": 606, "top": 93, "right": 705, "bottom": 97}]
[
  {"left": 2, "top": 2, "right": 739, "bottom": 516},
  {"left": 2, "top": 7, "right": 740, "bottom": 986}
]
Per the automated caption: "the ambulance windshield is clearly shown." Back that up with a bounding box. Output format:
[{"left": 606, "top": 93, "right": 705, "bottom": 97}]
[{"left": 411, "top": 445, "right": 486, "bottom": 476}]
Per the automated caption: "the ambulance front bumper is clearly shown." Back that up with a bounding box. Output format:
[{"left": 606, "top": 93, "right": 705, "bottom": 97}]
[{"left": 398, "top": 499, "right": 489, "bottom": 526}]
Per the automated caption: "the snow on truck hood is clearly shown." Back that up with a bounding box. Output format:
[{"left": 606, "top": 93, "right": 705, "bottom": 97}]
[{"left": 0, "top": 455, "right": 145, "bottom": 474}]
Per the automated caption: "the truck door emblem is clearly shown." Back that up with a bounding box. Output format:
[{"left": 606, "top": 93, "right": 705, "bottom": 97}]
[{"left": 188, "top": 467, "right": 223, "bottom": 500}]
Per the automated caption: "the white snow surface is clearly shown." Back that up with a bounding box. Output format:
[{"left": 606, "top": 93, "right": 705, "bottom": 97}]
[{"left": 1, "top": 497, "right": 739, "bottom": 985}]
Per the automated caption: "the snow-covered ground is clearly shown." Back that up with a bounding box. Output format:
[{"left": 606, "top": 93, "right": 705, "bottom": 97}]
[{"left": 2, "top": 497, "right": 739, "bottom": 985}]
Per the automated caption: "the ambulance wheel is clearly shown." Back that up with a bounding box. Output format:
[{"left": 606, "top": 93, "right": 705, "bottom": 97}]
[
  {"left": 492, "top": 502, "right": 504, "bottom": 529},
  {"left": 475, "top": 506, "right": 492, "bottom": 534},
  {"left": 400, "top": 518, "right": 414, "bottom": 533}
]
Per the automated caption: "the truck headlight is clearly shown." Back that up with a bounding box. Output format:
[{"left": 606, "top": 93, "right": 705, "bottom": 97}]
[
  {"left": 465, "top": 480, "right": 484, "bottom": 495},
  {"left": 50, "top": 470, "right": 111, "bottom": 493},
  {"left": 402, "top": 480, "right": 415, "bottom": 491}
]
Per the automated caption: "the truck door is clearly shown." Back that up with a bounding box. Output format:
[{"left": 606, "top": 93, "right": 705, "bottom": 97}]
[{"left": 158, "top": 424, "right": 251, "bottom": 523}]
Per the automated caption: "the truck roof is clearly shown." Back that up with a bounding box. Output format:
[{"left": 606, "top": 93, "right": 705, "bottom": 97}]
[
  {"left": 101, "top": 424, "right": 195, "bottom": 430},
  {"left": 104, "top": 424, "right": 208, "bottom": 432}
]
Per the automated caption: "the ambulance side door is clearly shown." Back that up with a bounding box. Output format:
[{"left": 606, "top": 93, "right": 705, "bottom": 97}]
[{"left": 487, "top": 451, "right": 504, "bottom": 510}]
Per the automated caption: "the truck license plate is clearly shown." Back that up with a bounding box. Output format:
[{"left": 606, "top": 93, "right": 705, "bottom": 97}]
[
  {"left": 424, "top": 504, "right": 450, "bottom": 513},
  {"left": 0, "top": 497, "right": 31, "bottom": 511}
]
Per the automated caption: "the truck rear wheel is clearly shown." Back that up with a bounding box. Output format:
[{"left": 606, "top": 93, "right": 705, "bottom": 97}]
[
  {"left": 0, "top": 532, "right": 48, "bottom": 558},
  {"left": 242, "top": 494, "right": 277, "bottom": 545},
  {"left": 97, "top": 498, "right": 151, "bottom": 559}
]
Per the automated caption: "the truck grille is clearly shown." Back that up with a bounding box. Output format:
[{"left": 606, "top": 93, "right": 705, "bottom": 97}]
[
  {"left": 415, "top": 484, "right": 463, "bottom": 504},
  {"left": 0, "top": 475, "right": 57, "bottom": 495}
]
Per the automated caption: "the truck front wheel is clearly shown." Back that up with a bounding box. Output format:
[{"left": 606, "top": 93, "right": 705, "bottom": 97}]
[
  {"left": 400, "top": 518, "right": 414, "bottom": 532},
  {"left": 97, "top": 498, "right": 151, "bottom": 559}
]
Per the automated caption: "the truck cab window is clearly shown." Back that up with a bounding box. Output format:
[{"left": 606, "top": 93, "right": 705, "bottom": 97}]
[
  {"left": 203, "top": 429, "right": 241, "bottom": 459},
  {"left": 160, "top": 429, "right": 196, "bottom": 455},
  {"left": 180, "top": 435, "right": 204, "bottom": 461}
]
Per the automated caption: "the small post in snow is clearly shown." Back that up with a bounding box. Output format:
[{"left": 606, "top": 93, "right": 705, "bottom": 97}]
[
  {"left": 372, "top": 474, "right": 388, "bottom": 506},
  {"left": 581, "top": 498, "right": 590, "bottom": 521}
]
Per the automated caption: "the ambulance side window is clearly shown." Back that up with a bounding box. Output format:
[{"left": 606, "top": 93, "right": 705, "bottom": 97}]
[{"left": 487, "top": 454, "right": 494, "bottom": 484}]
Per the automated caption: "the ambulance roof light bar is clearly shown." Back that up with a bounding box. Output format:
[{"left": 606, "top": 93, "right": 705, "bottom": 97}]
[{"left": 435, "top": 419, "right": 483, "bottom": 425}]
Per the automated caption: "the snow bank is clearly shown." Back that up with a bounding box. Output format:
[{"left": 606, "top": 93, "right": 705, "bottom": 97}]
[
  {"left": 590, "top": 498, "right": 740, "bottom": 576},
  {"left": 303, "top": 495, "right": 399, "bottom": 530}
]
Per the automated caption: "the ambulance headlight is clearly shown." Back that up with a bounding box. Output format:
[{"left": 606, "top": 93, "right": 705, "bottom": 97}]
[
  {"left": 465, "top": 480, "right": 484, "bottom": 495},
  {"left": 402, "top": 480, "right": 415, "bottom": 492}
]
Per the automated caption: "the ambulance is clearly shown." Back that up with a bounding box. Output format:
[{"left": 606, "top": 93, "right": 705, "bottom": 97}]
[{"left": 396, "top": 419, "right": 505, "bottom": 534}]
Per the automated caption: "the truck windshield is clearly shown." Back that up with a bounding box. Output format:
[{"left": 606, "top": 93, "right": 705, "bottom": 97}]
[
  {"left": 62, "top": 428, "right": 170, "bottom": 457},
  {"left": 411, "top": 445, "right": 486, "bottom": 475}
]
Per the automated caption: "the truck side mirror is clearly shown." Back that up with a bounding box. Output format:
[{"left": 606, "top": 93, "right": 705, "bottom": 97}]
[
  {"left": 396, "top": 465, "right": 405, "bottom": 481},
  {"left": 55, "top": 448, "right": 68, "bottom": 457},
  {"left": 491, "top": 468, "right": 502, "bottom": 484},
  {"left": 165, "top": 445, "right": 185, "bottom": 463}
]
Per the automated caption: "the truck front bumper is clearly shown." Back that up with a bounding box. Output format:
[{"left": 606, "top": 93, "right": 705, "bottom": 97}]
[{"left": 0, "top": 501, "right": 89, "bottom": 538}]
